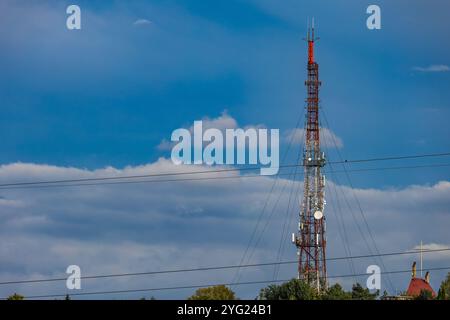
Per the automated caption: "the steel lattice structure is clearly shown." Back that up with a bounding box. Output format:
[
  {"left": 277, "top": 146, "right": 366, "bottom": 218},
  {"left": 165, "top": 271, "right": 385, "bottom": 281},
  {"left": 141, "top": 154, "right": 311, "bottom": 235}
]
[{"left": 293, "top": 21, "right": 327, "bottom": 292}]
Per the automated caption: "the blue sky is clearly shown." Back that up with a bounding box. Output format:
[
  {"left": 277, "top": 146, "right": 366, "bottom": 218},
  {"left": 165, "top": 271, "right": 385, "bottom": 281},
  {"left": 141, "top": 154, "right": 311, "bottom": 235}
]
[
  {"left": 0, "top": 0, "right": 449, "bottom": 299},
  {"left": 1, "top": 0, "right": 449, "bottom": 179}
]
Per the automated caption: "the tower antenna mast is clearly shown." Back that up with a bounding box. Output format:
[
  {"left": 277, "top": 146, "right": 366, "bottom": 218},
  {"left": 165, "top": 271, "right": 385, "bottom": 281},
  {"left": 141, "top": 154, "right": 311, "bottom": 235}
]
[{"left": 293, "top": 18, "right": 327, "bottom": 292}]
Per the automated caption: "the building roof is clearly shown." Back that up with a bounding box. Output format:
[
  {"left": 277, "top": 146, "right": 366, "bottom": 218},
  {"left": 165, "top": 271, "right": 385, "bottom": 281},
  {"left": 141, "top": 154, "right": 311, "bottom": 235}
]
[{"left": 406, "top": 278, "right": 436, "bottom": 297}]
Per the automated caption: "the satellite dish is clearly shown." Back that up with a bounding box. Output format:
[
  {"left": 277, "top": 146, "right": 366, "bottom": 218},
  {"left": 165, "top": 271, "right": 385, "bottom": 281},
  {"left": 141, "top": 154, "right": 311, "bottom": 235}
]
[{"left": 314, "top": 210, "right": 323, "bottom": 220}]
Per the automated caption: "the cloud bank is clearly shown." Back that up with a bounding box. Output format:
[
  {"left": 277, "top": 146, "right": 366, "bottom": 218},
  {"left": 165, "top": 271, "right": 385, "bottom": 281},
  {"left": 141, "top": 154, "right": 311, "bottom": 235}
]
[
  {"left": 0, "top": 160, "right": 449, "bottom": 298},
  {"left": 412, "top": 65, "right": 450, "bottom": 72}
]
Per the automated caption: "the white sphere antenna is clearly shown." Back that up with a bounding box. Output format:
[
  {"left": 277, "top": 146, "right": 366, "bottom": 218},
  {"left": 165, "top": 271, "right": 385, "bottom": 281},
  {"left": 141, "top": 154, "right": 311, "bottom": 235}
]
[{"left": 314, "top": 210, "right": 323, "bottom": 220}]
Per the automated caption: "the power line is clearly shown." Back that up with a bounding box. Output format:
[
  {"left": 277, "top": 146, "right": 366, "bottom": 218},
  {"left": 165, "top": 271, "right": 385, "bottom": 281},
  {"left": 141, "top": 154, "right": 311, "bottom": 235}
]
[
  {"left": 325, "top": 180, "right": 357, "bottom": 283},
  {"left": 0, "top": 163, "right": 448, "bottom": 191},
  {"left": 231, "top": 110, "right": 304, "bottom": 286},
  {"left": 321, "top": 134, "right": 357, "bottom": 283},
  {"left": 273, "top": 150, "right": 303, "bottom": 280},
  {"left": 0, "top": 152, "right": 449, "bottom": 189},
  {"left": 321, "top": 110, "right": 396, "bottom": 293},
  {"left": 1, "top": 248, "right": 448, "bottom": 286},
  {"left": 342, "top": 152, "right": 450, "bottom": 164},
  {"left": 321, "top": 119, "right": 386, "bottom": 288},
  {"left": 5, "top": 265, "right": 450, "bottom": 300}
]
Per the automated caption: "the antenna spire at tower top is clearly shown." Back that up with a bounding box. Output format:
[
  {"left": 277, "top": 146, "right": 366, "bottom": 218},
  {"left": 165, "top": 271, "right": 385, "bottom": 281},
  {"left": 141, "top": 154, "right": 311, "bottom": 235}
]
[
  {"left": 307, "top": 17, "right": 317, "bottom": 64},
  {"left": 306, "top": 17, "right": 317, "bottom": 42}
]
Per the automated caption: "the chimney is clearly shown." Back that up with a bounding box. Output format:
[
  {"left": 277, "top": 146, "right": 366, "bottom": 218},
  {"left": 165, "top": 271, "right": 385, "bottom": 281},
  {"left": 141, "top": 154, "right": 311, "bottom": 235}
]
[
  {"left": 425, "top": 271, "right": 430, "bottom": 283},
  {"left": 412, "top": 261, "right": 417, "bottom": 278}
]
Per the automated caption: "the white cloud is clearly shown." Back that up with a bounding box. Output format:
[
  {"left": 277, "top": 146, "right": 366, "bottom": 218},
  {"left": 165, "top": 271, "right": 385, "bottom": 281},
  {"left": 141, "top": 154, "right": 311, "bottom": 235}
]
[
  {"left": 413, "top": 243, "right": 449, "bottom": 250},
  {"left": 156, "top": 110, "right": 265, "bottom": 152},
  {"left": 0, "top": 197, "right": 24, "bottom": 208},
  {"left": 411, "top": 243, "right": 450, "bottom": 261},
  {"left": 133, "top": 19, "right": 152, "bottom": 26},
  {"left": 283, "top": 127, "right": 343, "bottom": 148},
  {"left": 156, "top": 139, "right": 173, "bottom": 151},
  {"left": 196, "top": 110, "right": 239, "bottom": 131},
  {"left": 0, "top": 159, "right": 449, "bottom": 298},
  {"left": 412, "top": 65, "right": 450, "bottom": 72}
]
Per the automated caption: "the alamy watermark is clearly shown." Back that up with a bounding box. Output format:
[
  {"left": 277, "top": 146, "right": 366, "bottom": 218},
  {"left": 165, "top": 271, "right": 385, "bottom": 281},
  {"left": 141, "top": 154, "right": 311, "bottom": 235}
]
[
  {"left": 366, "top": 5, "right": 381, "bottom": 30},
  {"left": 66, "top": 5, "right": 81, "bottom": 30},
  {"left": 366, "top": 264, "right": 381, "bottom": 290},
  {"left": 170, "top": 121, "right": 279, "bottom": 175},
  {"left": 66, "top": 265, "right": 81, "bottom": 290}
]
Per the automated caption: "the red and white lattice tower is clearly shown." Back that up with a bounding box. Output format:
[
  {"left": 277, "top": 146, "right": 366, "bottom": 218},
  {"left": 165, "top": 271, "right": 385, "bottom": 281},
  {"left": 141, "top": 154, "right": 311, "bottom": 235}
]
[{"left": 293, "top": 19, "right": 327, "bottom": 292}]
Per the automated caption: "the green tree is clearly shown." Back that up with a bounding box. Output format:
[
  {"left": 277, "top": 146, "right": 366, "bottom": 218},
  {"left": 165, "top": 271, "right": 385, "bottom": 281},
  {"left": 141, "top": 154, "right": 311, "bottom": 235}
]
[
  {"left": 7, "top": 293, "right": 24, "bottom": 300},
  {"left": 258, "top": 279, "right": 384, "bottom": 300},
  {"left": 321, "top": 283, "right": 352, "bottom": 300},
  {"left": 258, "top": 279, "right": 319, "bottom": 300},
  {"left": 351, "top": 283, "right": 378, "bottom": 300},
  {"left": 380, "top": 290, "right": 389, "bottom": 299},
  {"left": 415, "top": 289, "right": 434, "bottom": 300},
  {"left": 188, "top": 285, "right": 236, "bottom": 300},
  {"left": 437, "top": 272, "right": 450, "bottom": 300}
]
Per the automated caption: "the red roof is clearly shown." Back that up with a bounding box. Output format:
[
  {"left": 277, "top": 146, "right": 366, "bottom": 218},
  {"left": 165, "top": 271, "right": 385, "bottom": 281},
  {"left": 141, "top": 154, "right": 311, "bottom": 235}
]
[{"left": 406, "top": 278, "right": 436, "bottom": 297}]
